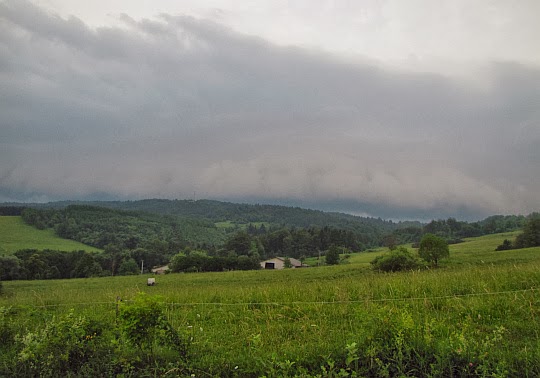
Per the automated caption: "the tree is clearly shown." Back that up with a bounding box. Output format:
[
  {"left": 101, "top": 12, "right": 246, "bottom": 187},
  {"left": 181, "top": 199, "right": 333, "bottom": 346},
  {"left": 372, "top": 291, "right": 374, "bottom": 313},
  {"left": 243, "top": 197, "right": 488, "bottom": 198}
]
[
  {"left": 0, "top": 256, "right": 21, "bottom": 280},
  {"left": 382, "top": 234, "right": 398, "bottom": 250},
  {"left": 325, "top": 245, "right": 340, "bottom": 265},
  {"left": 118, "top": 258, "right": 140, "bottom": 275},
  {"left": 225, "top": 231, "right": 251, "bottom": 256},
  {"left": 283, "top": 257, "right": 292, "bottom": 268},
  {"left": 103, "top": 244, "right": 123, "bottom": 276},
  {"left": 23, "top": 254, "right": 48, "bottom": 280},
  {"left": 72, "top": 253, "right": 103, "bottom": 278},
  {"left": 514, "top": 215, "right": 540, "bottom": 249},
  {"left": 169, "top": 254, "right": 204, "bottom": 273},
  {"left": 418, "top": 233, "right": 449, "bottom": 267}
]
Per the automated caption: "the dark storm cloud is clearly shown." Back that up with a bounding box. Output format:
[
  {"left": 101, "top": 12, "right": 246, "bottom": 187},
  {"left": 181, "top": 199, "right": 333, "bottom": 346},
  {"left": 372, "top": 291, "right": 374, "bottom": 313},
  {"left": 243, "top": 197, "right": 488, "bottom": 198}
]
[{"left": 1, "top": 1, "right": 539, "bottom": 219}]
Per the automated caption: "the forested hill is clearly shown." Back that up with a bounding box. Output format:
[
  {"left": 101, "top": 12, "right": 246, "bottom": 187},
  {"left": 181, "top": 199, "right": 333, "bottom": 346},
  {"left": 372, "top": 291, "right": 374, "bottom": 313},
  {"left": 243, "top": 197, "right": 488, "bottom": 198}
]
[
  {"left": 1, "top": 199, "right": 529, "bottom": 250},
  {"left": 0, "top": 200, "right": 532, "bottom": 281},
  {"left": 6, "top": 199, "right": 417, "bottom": 232}
]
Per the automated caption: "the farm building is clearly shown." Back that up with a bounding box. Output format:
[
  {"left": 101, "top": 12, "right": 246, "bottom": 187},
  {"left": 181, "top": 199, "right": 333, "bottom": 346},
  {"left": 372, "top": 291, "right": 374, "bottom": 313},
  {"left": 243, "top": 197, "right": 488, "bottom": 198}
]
[
  {"left": 260, "top": 257, "right": 308, "bottom": 270},
  {"left": 151, "top": 265, "right": 169, "bottom": 274}
]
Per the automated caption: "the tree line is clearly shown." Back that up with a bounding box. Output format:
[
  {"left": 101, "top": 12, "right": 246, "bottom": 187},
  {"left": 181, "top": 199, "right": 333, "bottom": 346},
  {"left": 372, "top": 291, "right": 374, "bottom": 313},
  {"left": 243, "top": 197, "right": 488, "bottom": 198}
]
[
  {"left": 19, "top": 205, "right": 370, "bottom": 258},
  {"left": 386, "top": 215, "right": 528, "bottom": 247},
  {"left": 496, "top": 214, "right": 540, "bottom": 251},
  {"left": 0, "top": 204, "right": 535, "bottom": 281},
  {"left": 0, "top": 246, "right": 159, "bottom": 280},
  {"left": 11, "top": 202, "right": 530, "bottom": 252}
]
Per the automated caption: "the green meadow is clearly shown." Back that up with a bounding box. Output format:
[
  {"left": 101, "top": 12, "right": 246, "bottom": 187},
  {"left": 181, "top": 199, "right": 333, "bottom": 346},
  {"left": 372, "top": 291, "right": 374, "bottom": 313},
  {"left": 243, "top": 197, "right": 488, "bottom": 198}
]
[
  {"left": 1, "top": 231, "right": 540, "bottom": 376},
  {"left": 0, "top": 216, "right": 101, "bottom": 255}
]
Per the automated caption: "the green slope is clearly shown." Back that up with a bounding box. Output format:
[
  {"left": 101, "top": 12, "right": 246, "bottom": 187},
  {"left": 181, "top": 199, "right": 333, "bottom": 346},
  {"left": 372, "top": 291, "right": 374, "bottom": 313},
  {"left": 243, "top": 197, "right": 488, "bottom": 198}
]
[{"left": 0, "top": 216, "right": 101, "bottom": 255}]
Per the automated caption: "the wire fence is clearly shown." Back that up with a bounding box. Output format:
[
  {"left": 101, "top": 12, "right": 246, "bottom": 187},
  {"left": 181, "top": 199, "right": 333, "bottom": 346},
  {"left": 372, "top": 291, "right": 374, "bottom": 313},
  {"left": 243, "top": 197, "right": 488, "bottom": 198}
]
[{"left": 5, "top": 287, "right": 538, "bottom": 310}]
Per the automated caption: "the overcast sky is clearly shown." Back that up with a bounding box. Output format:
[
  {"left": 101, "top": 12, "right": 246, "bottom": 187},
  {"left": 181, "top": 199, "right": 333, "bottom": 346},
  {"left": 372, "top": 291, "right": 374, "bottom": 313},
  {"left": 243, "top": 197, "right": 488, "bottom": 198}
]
[{"left": 1, "top": 0, "right": 539, "bottom": 220}]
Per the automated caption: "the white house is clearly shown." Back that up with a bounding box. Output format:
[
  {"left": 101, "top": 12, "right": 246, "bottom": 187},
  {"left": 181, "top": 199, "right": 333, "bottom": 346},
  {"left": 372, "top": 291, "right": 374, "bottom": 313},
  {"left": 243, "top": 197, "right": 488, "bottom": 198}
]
[{"left": 260, "top": 257, "right": 308, "bottom": 270}]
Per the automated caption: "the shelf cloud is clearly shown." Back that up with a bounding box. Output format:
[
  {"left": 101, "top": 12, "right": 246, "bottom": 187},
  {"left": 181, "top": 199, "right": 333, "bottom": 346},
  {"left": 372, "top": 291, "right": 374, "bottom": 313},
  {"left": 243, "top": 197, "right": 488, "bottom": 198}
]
[{"left": 1, "top": 1, "right": 539, "bottom": 220}]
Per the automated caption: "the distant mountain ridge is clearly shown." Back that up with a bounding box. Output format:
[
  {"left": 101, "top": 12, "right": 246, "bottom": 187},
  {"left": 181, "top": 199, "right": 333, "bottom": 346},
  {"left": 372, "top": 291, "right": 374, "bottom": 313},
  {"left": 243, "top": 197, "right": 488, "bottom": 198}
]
[
  {"left": 2, "top": 199, "right": 528, "bottom": 252},
  {"left": 2, "top": 198, "right": 422, "bottom": 231}
]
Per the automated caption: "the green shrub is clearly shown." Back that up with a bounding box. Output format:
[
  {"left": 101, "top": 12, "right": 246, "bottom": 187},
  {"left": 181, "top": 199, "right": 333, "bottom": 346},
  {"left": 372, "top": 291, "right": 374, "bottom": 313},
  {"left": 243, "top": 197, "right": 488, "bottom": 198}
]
[
  {"left": 371, "top": 247, "right": 421, "bottom": 272},
  {"left": 118, "top": 292, "right": 188, "bottom": 361},
  {"left": 0, "top": 306, "right": 14, "bottom": 347},
  {"left": 496, "top": 239, "right": 513, "bottom": 251},
  {"left": 16, "top": 310, "right": 107, "bottom": 377}
]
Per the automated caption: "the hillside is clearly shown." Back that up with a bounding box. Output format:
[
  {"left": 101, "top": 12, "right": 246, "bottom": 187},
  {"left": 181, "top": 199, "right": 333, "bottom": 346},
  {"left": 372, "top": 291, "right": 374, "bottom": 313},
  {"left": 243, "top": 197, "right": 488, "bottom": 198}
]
[
  {"left": 9, "top": 198, "right": 414, "bottom": 227},
  {"left": 1, "top": 200, "right": 530, "bottom": 254},
  {"left": 4, "top": 199, "right": 417, "bottom": 242},
  {"left": 19, "top": 205, "right": 228, "bottom": 249},
  {"left": 0, "top": 216, "right": 101, "bottom": 255}
]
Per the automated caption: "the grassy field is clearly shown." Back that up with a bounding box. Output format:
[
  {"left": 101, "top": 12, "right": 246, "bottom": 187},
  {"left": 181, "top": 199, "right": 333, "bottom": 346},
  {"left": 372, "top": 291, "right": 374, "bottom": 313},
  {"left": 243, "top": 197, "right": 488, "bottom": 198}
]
[
  {"left": 306, "top": 232, "right": 528, "bottom": 269},
  {"left": 0, "top": 216, "right": 101, "bottom": 255},
  {"left": 1, "top": 232, "right": 540, "bottom": 376}
]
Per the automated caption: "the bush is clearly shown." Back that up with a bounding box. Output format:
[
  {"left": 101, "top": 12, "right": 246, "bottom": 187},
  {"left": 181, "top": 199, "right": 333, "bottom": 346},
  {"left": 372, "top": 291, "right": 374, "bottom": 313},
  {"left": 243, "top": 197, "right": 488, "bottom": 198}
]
[
  {"left": 17, "top": 310, "right": 108, "bottom": 376},
  {"left": 496, "top": 239, "right": 513, "bottom": 251},
  {"left": 371, "top": 247, "right": 421, "bottom": 272},
  {"left": 118, "top": 293, "right": 188, "bottom": 360},
  {"left": 0, "top": 306, "right": 14, "bottom": 346}
]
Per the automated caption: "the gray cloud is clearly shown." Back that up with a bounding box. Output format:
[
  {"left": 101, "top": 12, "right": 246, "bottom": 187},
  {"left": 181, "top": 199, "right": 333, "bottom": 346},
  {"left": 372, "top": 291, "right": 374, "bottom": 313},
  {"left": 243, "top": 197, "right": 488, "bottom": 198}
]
[{"left": 1, "top": 0, "right": 539, "bottom": 220}]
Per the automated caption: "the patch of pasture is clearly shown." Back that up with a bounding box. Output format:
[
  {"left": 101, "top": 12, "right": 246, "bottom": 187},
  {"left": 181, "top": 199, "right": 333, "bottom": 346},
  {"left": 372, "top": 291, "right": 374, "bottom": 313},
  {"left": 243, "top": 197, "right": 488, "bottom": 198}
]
[{"left": 0, "top": 216, "right": 101, "bottom": 255}]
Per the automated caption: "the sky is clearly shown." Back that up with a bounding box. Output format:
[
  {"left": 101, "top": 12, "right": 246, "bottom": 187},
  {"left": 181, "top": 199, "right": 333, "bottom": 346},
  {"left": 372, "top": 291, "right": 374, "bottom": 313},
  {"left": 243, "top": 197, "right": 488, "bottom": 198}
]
[{"left": 1, "top": 0, "right": 539, "bottom": 221}]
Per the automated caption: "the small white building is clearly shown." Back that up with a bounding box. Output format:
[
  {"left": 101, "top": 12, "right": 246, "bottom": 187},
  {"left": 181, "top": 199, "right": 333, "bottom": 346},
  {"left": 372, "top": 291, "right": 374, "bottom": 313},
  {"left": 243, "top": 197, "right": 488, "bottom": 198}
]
[
  {"left": 260, "top": 257, "right": 308, "bottom": 270},
  {"left": 151, "top": 265, "right": 169, "bottom": 274}
]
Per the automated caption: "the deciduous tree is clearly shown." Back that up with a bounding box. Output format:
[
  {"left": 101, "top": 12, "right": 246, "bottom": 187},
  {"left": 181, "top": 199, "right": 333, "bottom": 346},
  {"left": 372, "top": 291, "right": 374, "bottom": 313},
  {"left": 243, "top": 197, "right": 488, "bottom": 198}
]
[
  {"left": 514, "top": 215, "right": 540, "bottom": 248},
  {"left": 418, "top": 233, "right": 449, "bottom": 267},
  {"left": 325, "top": 245, "right": 340, "bottom": 265}
]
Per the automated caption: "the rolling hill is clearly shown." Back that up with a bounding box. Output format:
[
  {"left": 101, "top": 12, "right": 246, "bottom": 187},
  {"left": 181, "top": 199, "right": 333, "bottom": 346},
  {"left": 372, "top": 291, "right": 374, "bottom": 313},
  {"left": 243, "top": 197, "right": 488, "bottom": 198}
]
[
  {"left": 3, "top": 198, "right": 419, "bottom": 236},
  {"left": 0, "top": 216, "right": 101, "bottom": 255}
]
